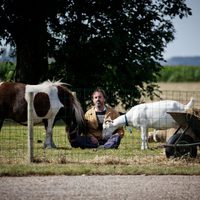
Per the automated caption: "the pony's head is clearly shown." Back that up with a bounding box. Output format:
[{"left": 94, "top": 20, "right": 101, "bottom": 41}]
[{"left": 56, "top": 83, "right": 86, "bottom": 137}]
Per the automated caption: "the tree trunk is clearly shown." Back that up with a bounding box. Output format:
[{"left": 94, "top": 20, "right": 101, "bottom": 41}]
[{"left": 14, "top": 20, "right": 48, "bottom": 84}]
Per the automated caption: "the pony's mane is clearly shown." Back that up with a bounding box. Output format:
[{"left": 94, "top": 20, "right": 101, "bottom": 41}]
[
  {"left": 26, "top": 80, "right": 71, "bottom": 93},
  {"left": 41, "top": 80, "right": 71, "bottom": 87}
]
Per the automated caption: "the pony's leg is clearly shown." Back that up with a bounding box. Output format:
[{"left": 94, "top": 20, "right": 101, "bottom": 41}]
[
  {"left": 140, "top": 126, "right": 148, "bottom": 150},
  {"left": 44, "top": 119, "right": 57, "bottom": 148}
]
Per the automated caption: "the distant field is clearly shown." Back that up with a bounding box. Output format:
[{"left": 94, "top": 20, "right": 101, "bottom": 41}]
[
  {"left": 154, "top": 82, "right": 200, "bottom": 108},
  {"left": 157, "top": 66, "right": 200, "bottom": 82},
  {"left": 158, "top": 82, "right": 200, "bottom": 91},
  {"left": 115, "top": 82, "right": 200, "bottom": 112}
]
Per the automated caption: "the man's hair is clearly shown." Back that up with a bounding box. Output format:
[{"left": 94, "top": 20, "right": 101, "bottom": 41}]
[{"left": 92, "top": 87, "right": 107, "bottom": 99}]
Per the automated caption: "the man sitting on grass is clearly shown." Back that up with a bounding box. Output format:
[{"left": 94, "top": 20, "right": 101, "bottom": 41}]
[{"left": 68, "top": 87, "right": 124, "bottom": 149}]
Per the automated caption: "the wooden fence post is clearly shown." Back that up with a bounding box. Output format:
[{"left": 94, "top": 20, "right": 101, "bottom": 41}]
[{"left": 27, "top": 92, "right": 34, "bottom": 163}]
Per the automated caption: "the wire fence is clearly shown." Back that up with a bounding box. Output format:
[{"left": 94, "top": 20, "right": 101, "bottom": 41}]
[{"left": 0, "top": 90, "right": 200, "bottom": 164}]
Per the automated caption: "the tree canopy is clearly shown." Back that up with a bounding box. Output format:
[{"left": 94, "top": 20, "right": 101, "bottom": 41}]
[{"left": 0, "top": 0, "right": 192, "bottom": 110}]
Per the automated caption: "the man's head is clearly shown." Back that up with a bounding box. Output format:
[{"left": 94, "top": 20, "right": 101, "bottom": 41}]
[{"left": 92, "top": 87, "right": 106, "bottom": 111}]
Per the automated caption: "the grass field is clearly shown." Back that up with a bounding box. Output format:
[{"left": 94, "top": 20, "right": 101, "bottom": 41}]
[
  {"left": 0, "top": 121, "right": 164, "bottom": 164},
  {"left": 1, "top": 82, "right": 200, "bottom": 175},
  {"left": 1, "top": 120, "right": 200, "bottom": 176}
]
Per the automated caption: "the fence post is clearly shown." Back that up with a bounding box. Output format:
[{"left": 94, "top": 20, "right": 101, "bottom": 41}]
[{"left": 27, "top": 92, "right": 34, "bottom": 163}]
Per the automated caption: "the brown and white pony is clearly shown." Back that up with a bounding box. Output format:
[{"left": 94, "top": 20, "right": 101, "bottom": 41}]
[{"left": 0, "top": 80, "right": 85, "bottom": 148}]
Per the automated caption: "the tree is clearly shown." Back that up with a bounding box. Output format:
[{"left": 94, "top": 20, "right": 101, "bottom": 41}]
[
  {"left": 0, "top": 0, "right": 191, "bottom": 109},
  {"left": 0, "top": 0, "right": 67, "bottom": 83},
  {"left": 49, "top": 0, "right": 192, "bottom": 109}
]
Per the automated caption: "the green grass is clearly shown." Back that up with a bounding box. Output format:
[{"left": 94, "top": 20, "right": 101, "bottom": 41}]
[
  {"left": 1, "top": 121, "right": 200, "bottom": 176},
  {"left": 158, "top": 66, "right": 200, "bottom": 82},
  {"left": 1, "top": 162, "right": 200, "bottom": 176}
]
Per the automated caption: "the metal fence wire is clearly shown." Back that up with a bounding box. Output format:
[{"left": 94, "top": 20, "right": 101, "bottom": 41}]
[{"left": 0, "top": 90, "right": 200, "bottom": 164}]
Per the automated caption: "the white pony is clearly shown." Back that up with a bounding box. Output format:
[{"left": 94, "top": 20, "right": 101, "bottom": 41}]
[{"left": 103, "top": 98, "right": 194, "bottom": 150}]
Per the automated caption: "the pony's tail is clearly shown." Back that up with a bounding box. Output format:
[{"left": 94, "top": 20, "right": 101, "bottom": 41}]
[{"left": 73, "top": 98, "right": 85, "bottom": 123}]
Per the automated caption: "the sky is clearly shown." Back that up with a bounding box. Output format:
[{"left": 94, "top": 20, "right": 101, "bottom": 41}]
[{"left": 163, "top": 0, "right": 200, "bottom": 59}]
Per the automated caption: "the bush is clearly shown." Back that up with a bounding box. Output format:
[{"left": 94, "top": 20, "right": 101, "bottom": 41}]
[{"left": 0, "top": 62, "right": 15, "bottom": 81}]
